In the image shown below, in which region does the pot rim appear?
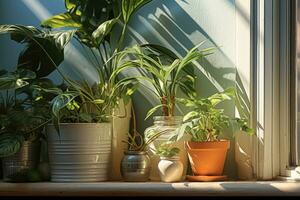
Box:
[124,150,148,155]
[187,139,229,143]
[160,156,180,160]
[185,140,230,150]
[153,115,183,120]
[46,122,111,126]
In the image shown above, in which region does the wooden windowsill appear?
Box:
[0,181,300,196]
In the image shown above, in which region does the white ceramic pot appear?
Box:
[46,123,112,182]
[144,116,190,181]
[158,156,183,182]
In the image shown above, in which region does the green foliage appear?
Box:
[92,17,119,46]
[39,0,151,129]
[0,133,24,157]
[122,107,171,152]
[122,0,151,24]
[0,0,152,155]
[0,70,56,157]
[0,69,36,90]
[155,143,180,158]
[0,25,75,78]
[113,42,214,118]
[0,28,63,156]
[172,88,254,142]
[123,128,170,152]
[41,12,82,28]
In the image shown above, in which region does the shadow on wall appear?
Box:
[123,0,251,179]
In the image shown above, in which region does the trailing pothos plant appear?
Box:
[111,42,214,119]
[170,88,254,142]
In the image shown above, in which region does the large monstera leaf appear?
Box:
[0,25,75,78]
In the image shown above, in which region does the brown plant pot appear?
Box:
[185,140,230,176]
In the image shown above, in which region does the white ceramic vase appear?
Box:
[144,116,189,181]
[158,156,183,182]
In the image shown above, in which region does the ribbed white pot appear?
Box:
[111,99,131,180]
[158,156,183,182]
[46,123,112,182]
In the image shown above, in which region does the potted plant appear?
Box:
[113,42,214,180]
[0,24,93,182]
[120,108,162,182]
[41,0,152,180]
[0,24,72,182]
[0,68,57,182]
[173,88,254,181]
[156,142,183,182]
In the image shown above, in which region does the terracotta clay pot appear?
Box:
[185,140,230,176]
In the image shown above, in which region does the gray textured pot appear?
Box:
[2,140,40,182]
[46,123,112,182]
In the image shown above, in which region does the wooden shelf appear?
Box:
[0,181,300,196]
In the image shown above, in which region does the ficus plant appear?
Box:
[170,87,254,142]
[111,42,215,119]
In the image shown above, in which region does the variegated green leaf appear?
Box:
[92,18,119,46]
[122,0,151,23]
[41,12,81,28]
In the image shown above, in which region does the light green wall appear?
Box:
[0,0,239,178]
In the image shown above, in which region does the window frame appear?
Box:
[279,0,300,180]
[252,0,300,180]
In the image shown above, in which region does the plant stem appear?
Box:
[161,96,169,116]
